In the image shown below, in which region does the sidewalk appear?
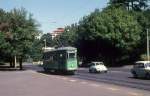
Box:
[23,62,43,72]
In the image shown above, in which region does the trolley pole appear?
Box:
[147,29,149,61]
[44,39,47,48]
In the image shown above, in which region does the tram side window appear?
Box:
[68,53,76,58]
[43,53,51,60]
[43,54,48,60]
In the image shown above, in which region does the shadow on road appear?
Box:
[0,63,25,71]
[37,70,75,76]
[128,77,150,80]
[0,66,18,71]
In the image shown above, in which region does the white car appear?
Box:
[89,62,107,73]
[131,61,150,79]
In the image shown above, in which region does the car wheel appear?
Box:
[43,68,49,72]
[89,69,92,73]
[104,71,107,73]
[132,71,138,78]
[91,69,96,73]
[94,69,97,73]
[145,73,150,79]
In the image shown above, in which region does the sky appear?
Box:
[0,0,109,33]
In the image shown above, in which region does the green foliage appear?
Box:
[29,39,43,61]
[79,7,142,49]
[140,54,149,61]
[39,1,150,66]
[143,9,150,27]
[109,0,149,11]
[30,33,55,61]
[0,8,40,63]
[40,33,54,47]
[103,7,141,50]
[55,24,78,47]
[9,8,40,55]
[77,7,144,65]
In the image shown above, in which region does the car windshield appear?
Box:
[99,62,104,65]
[135,63,145,68]
[90,62,103,66]
[145,63,150,67]
[90,63,96,66]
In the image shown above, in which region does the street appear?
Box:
[1,0,150,96]
[24,63,150,91]
[0,63,149,96]
[0,68,150,96]
[73,67,150,91]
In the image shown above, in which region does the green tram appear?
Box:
[43,47,78,74]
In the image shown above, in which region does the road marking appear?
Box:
[89,83,100,87]
[36,72,49,77]
[111,70,129,74]
[62,77,68,80]
[69,79,77,82]
[55,76,61,79]
[128,92,143,96]
[80,81,88,84]
[107,87,120,91]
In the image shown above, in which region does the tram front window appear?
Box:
[68,53,76,58]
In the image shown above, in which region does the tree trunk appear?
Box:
[10,57,15,68]
[14,55,17,68]
[19,58,23,70]
[12,58,15,68]
[131,1,134,10]
[127,3,130,10]
[10,61,13,67]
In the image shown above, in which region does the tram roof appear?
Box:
[44,46,76,52]
[57,47,76,50]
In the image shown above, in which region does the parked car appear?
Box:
[131,61,150,79]
[89,62,107,73]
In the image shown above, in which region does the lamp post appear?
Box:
[147,29,149,61]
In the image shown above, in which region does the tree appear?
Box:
[55,24,78,47]
[40,33,54,47]
[0,9,13,66]
[9,8,40,69]
[0,8,40,69]
[109,0,149,11]
[77,7,143,66]
[29,38,43,61]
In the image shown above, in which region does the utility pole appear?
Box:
[147,29,149,61]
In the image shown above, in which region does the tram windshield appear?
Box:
[68,53,76,58]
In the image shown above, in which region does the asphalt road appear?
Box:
[23,63,150,91]
[0,64,150,96]
[72,67,150,91]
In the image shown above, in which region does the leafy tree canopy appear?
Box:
[55,24,78,47]
[77,7,143,65]
[0,8,40,68]
[109,0,149,11]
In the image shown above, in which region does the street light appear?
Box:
[147,29,149,61]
